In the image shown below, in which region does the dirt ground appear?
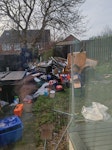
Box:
[0,110,68,150]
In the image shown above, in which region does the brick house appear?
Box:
[0,29,51,71]
[0,29,51,52]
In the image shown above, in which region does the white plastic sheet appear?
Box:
[33,82,49,98]
[81,102,111,121]
[0,101,9,107]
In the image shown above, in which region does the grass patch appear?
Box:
[33,88,70,146]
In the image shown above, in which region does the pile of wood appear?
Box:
[67,51,98,72]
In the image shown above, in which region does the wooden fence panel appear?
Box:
[74,37,112,63]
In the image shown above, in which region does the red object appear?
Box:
[14,104,23,117]
[56,85,63,91]
[60,74,70,83]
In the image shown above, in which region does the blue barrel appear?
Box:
[0,115,23,147]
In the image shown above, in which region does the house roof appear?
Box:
[63,34,80,42]
[0,29,50,44]
[56,35,80,46]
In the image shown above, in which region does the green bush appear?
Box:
[42,48,54,61]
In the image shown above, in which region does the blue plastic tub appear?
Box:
[0,115,23,147]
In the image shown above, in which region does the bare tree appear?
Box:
[0,0,36,45]
[32,0,86,45]
[101,25,112,37]
[90,25,112,40]
[0,0,85,46]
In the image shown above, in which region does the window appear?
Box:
[68,38,112,150]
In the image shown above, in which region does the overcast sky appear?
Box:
[80,0,112,40]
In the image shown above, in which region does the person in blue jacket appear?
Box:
[20,46,32,70]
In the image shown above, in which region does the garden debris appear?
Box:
[0,101,9,107]
[14,103,23,117]
[0,115,23,147]
[18,57,68,99]
[49,90,55,98]
[0,53,98,108]
[67,51,86,70]
[81,102,111,121]
[85,58,98,69]
[16,54,98,100]
[67,51,98,71]
[104,74,112,79]
[33,82,49,98]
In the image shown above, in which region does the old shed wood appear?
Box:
[0,72,9,79]
[69,121,112,150]
[1,71,26,81]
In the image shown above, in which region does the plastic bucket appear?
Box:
[49,90,55,98]
[23,102,32,112]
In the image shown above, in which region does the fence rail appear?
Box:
[74,37,112,63]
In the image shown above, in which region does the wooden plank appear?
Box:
[86,140,112,148]
[69,132,87,150]
[80,129,112,148]
[69,131,112,150]
[78,127,112,136]
[89,144,112,150]
[83,137,112,148]
[80,131,112,139]
[82,134,112,142]
[83,135,112,146]
[69,121,112,133]
[1,71,26,81]
[69,121,112,150]
[0,72,9,79]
